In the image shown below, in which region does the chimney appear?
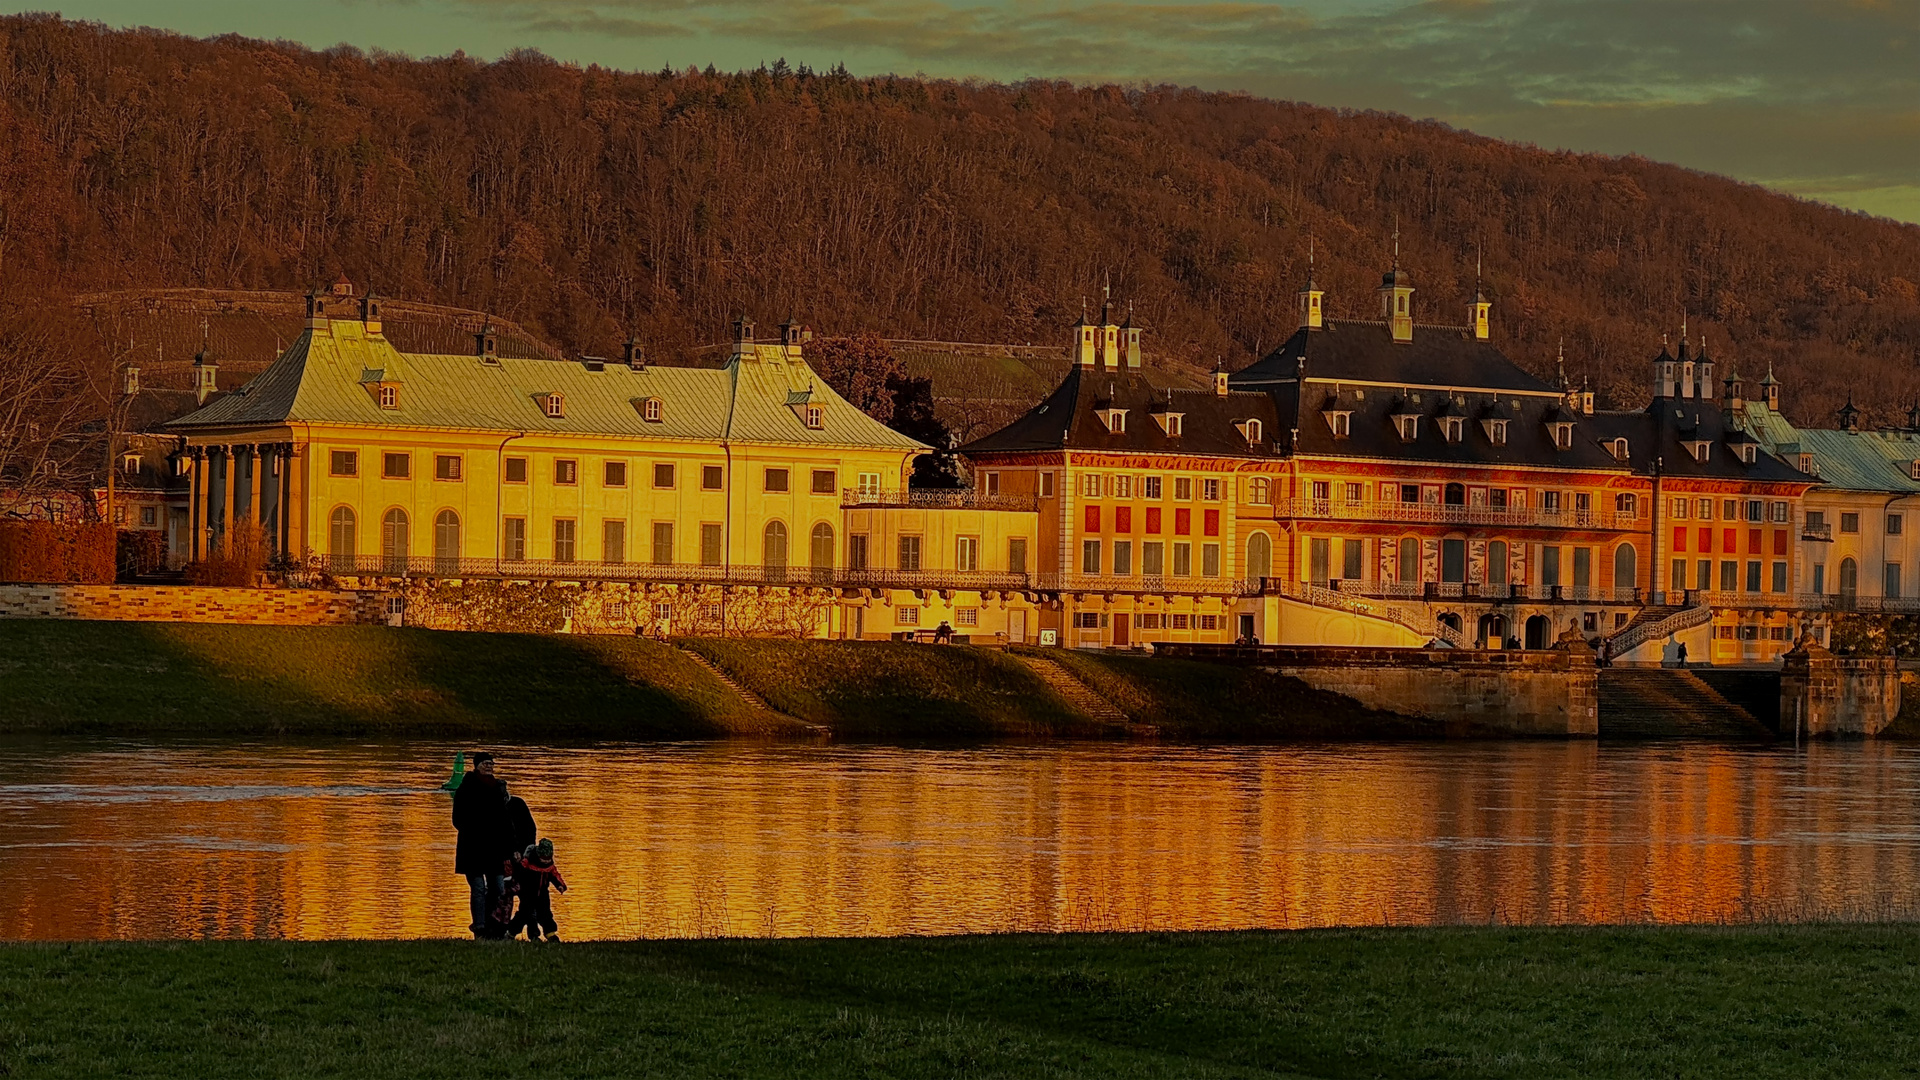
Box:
[122,364,140,397]
[304,288,327,330]
[474,320,498,361]
[624,336,646,371]
[1468,289,1490,341]
[359,291,382,335]
[1213,365,1229,396]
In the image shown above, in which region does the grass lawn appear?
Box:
[1035,648,1443,739]
[0,621,796,738]
[682,637,1101,738]
[2,927,1917,1077]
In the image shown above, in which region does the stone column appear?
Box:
[247,444,265,541]
[279,444,295,556]
[188,448,204,563]
[218,446,236,552]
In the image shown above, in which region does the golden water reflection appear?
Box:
[5,741,1920,940]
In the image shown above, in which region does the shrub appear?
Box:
[116,529,167,579]
[188,522,266,587]
[0,521,115,583]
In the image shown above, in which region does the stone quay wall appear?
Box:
[1780,644,1900,736]
[1153,643,1599,736]
[0,584,384,625]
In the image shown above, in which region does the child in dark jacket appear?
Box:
[508,838,568,941]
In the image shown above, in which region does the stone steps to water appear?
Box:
[1016,655,1140,732]
[1597,668,1773,740]
[676,645,826,734]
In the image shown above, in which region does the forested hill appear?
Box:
[2,14,1918,426]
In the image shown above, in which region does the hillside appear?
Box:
[2,14,1918,428]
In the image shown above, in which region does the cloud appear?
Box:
[442,0,1920,221]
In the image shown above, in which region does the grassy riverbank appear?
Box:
[0,621,792,738]
[3,926,1916,1077]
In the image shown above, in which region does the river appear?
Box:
[3,739,1919,940]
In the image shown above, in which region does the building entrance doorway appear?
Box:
[1478,613,1508,648]
[1113,614,1130,648]
[1524,614,1551,650]
[1238,613,1256,642]
[1007,609,1027,644]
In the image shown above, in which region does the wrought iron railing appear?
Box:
[1276,498,1637,531]
[841,488,1039,512]
[1030,573,1260,598]
[1322,581,1640,604]
[309,554,1032,592]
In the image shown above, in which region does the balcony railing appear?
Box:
[1031,573,1260,598]
[842,488,1039,512]
[1802,523,1834,542]
[1277,498,1638,531]
[306,555,1032,592]
[1301,580,1641,605]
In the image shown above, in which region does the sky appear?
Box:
[25,0,1920,224]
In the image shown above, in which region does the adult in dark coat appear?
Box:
[507,792,537,857]
[452,752,513,937]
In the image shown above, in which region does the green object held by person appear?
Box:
[440,751,465,792]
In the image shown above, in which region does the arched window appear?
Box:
[1397,537,1420,585]
[810,522,834,583]
[1246,532,1272,581]
[434,510,461,569]
[1444,482,1466,506]
[1487,540,1509,586]
[1244,419,1262,444]
[763,521,788,582]
[329,506,356,570]
[1840,557,1858,598]
[1613,544,1637,595]
[381,508,409,572]
[1248,477,1271,505]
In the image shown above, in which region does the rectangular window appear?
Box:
[1889,563,1904,599]
[1082,539,1102,575]
[1040,472,1055,498]
[1892,514,1905,536]
[1173,542,1192,576]
[554,459,578,485]
[849,534,870,572]
[1081,473,1103,497]
[1842,512,1860,534]
[1697,560,1712,591]
[1444,539,1468,584]
[1074,612,1102,630]
[382,452,410,479]
[957,536,979,573]
[1671,559,1686,591]
[1573,547,1592,589]
[654,602,673,625]
[898,535,922,572]
[700,523,723,566]
[1723,499,1738,520]
[1489,489,1509,511]
[897,607,921,627]
[983,472,1001,497]
[1113,475,1133,499]
[1772,501,1789,524]
[1174,477,1194,501]
[504,457,528,484]
[812,469,836,495]
[1746,500,1764,523]
[1007,537,1027,574]
[1695,498,1711,519]
[601,460,627,488]
[1813,563,1826,593]
[956,608,979,627]
[1201,543,1221,577]
[1170,613,1190,630]
[1112,541,1133,576]
[434,455,462,481]
[764,468,789,493]
[1141,541,1164,576]
[652,522,674,564]
[603,520,626,564]
[1202,478,1221,501]
[1671,497,1689,519]
[1542,546,1562,586]
[554,519,577,563]
[503,517,527,560]
[1721,560,1739,592]
[329,450,358,477]
[1143,476,1163,500]
[1771,561,1787,593]
[702,465,724,491]
[1342,539,1364,581]
[1541,490,1561,514]
[1309,538,1330,585]
[646,462,671,489]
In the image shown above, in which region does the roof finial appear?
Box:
[1391,212,1400,268]
[1557,338,1567,389]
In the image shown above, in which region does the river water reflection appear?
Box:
[4,740,1920,940]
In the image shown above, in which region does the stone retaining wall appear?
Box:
[0,584,383,625]
[1780,641,1900,735]
[1153,643,1599,736]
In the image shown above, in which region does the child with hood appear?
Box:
[508,837,569,942]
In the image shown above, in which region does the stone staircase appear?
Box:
[675,645,826,733]
[1597,668,1773,740]
[1016,655,1137,731]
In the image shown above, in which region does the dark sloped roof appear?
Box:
[1584,401,1814,484]
[1232,320,1559,394]
[959,365,1279,458]
[1283,384,1627,470]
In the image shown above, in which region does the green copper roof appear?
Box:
[1738,400,1920,493]
[169,320,926,452]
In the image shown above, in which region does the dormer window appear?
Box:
[379,385,398,410]
[1442,417,1464,444]
[804,404,824,429]
[1551,422,1574,450]
[1152,411,1184,437]
[1395,414,1420,442]
[1098,409,1127,434]
[1686,440,1711,463]
[1611,437,1629,461]
[640,397,663,423]
[1800,453,1818,476]
[1739,444,1758,465]
[543,393,566,418]
[1325,410,1351,438]
[1909,459,1920,481]
[1237,419,1262,445]
[122,453,141,471]
[1483,419,1508,446]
